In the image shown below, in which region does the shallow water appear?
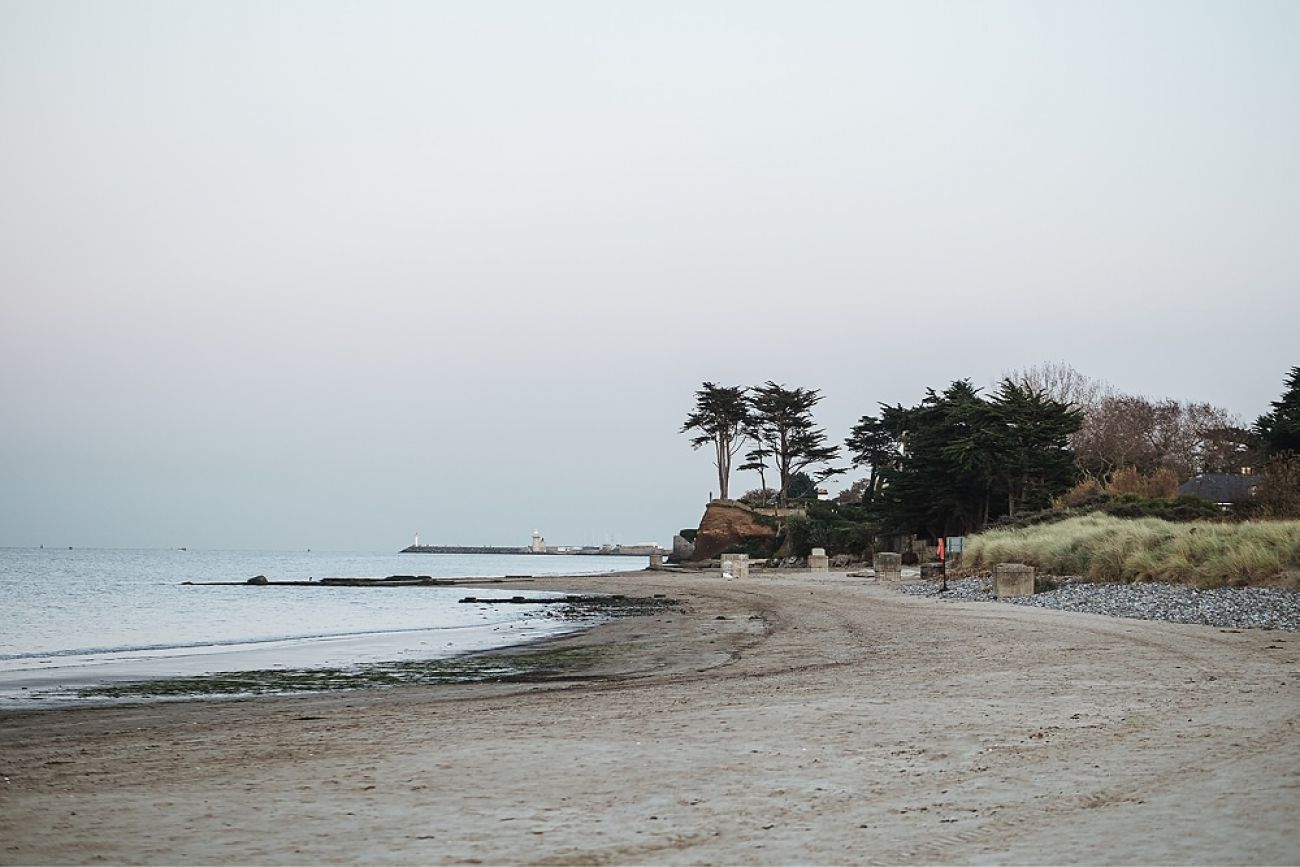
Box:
[0,547,635,705]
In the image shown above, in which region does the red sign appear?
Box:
[937,537,946,561]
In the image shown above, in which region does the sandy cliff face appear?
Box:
[690,500,779,560]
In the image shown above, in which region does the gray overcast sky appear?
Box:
[2,1,1297,550]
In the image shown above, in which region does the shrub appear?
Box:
[720,536,783,559]
[738,488,778,507]
[783,503,875,559]
[1106,466,1180,499]
[1057,477,1105,507]
[1242,454,1300,519]
[1103,494,1220,522]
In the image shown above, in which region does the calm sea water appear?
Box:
[0,547,637,704]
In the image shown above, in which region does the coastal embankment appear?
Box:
[1,570,1297,864]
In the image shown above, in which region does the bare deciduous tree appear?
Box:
[1073,395,1239,480]
[1003,361,1111,413]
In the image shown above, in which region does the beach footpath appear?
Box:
[1,570,1297,865]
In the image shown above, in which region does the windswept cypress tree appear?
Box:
[681,383,751,500]
[844,414,896,501]
[749,382,843,506]
[738,442,772,494]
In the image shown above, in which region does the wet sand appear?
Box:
[1,570,1297,865]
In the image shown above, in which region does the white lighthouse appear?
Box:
[529,530,545,553]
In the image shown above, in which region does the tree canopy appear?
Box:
[843,415,896,501]
[1255,366,1300,456]
[680,365,1283,558]
[870,380,1081,536]
[749,382,843,506]
[681,382,750,500]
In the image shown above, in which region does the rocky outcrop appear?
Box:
[690,500,780,561]
[671,534,696,562]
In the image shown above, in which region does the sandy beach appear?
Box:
[1,570,1297,865]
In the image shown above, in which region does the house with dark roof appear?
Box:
[1178,471,1259,507]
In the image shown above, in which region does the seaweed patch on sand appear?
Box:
[75,595,681,701]
[77,643,636,700]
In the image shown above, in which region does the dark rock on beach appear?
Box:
[458,593,682,621]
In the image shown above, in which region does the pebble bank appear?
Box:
[900,576,1300,632]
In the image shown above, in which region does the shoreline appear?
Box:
[2,569,1296,864]
[0,581,638,709]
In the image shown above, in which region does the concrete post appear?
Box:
[721,553,749,579]
[994,563,1035,597]
[648,551,663,570]
[873,552,902,581]
[809,547,829,573]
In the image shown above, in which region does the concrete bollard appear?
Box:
[873,552,902,581]
[994,563,1035,597]
[648,551,663,570]
[721,553,749,579]
[809,547,829,573]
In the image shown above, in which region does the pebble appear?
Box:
[899,577,1300,632]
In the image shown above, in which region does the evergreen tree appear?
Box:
[872,382,989,537]
[1254,366,1300,456]
[749,382,843,506]
[738,443,771,493]
[956,380,1082,518]
[785,471,819,501]
[844,414,896,500]
[681,382,751,500]
[870,379,1081,535]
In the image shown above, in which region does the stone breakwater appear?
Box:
[901,577,1300,632]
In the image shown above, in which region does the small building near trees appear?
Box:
[1177,470,1259,508]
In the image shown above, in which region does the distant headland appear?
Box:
[401,531,666,558]
[399,545,658,556]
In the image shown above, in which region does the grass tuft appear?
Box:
[962,514,1300,588]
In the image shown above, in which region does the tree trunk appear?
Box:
[715,438,730,500]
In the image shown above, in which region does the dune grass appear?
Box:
[961,514,1300,588]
